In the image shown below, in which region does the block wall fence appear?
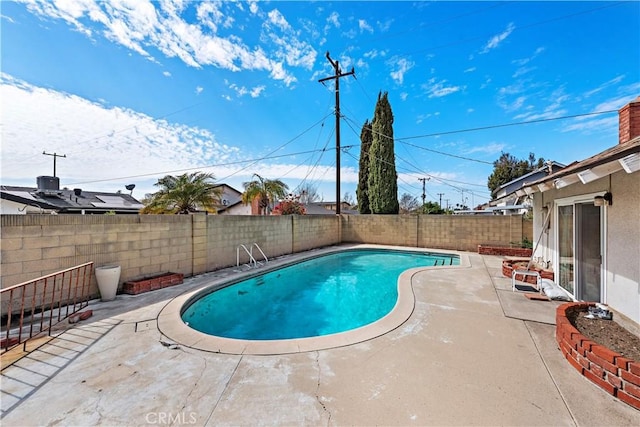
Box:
[1,214,531,298]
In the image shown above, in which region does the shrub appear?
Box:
[272,201,306,215]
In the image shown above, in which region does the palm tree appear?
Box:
[141,172,222,214]
[242,174,289,215]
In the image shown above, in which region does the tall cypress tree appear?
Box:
[368,92,399,214]
[356,119,372,214]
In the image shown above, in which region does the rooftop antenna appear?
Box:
[42,151,66,177]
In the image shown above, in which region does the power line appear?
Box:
[69,113,334,186]
[396,109,618,142]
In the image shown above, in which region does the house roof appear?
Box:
[522,136,640,194]
[492,161,565,199]
[213,183,242,196]
[0,185,144,213]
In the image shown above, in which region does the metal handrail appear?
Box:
[236,243,268,269]
[237,244,258,269]
[1,262,93,353]
[250,243,268,266]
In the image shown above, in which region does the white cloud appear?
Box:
[416,111,440,124]
[512,66,535,78]
[326,11,340,29]
[512,46,545,66]
[228,82,265,98]
[466,143,505,155]
[17,0,314,87]
[162,71,171,77]
[480,22,515,54]
[464,67,476,73]
[388,57,414,85]
[377,18,393,32]
[400,92,408,101]
[0,74,241,193]
[267,9,290,31]
[583,75,626,99]
[195,86,203,95]
[250,86,265,98]
[593,93,638,112]
[561,116,617,134]
[358,19,373,33]
[363,49,387,59]
[422,78,464,98]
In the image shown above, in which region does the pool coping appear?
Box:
[157,244,470,355]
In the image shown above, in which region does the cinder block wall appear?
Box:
[1,214,526,297]
[342,215,526,252]
[0,215,194,294]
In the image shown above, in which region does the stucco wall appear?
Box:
[532,169,640,325]
[606,171,640,325]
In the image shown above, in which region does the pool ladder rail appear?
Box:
[236,243,269,270]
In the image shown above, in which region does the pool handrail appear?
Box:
[236,243,269,269]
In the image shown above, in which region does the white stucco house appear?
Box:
[521,97,640,328]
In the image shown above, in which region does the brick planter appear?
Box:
[502,259,554,283]
[556,302,640,410]
[123,272,184,295]
[478,245,533,257]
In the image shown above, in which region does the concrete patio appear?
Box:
[1,247,638,426]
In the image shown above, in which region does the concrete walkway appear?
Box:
[1,248,638,426]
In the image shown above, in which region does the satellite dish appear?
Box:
[125,184,136,191]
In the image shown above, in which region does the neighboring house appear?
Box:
[490,161,565,214]
[316,201,355,213]
[218,200,359,215]
[0,176,144,214]
[304,202,358,215]
[210,184,246,214]
[212,184,243,212]
[520,97,640,327]
[217,200,252,215]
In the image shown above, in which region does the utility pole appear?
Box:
[319,52,354,215]
[445,199,450,211]
[437,193,444,208]
[418,177,429,206]
[42,151,66,177]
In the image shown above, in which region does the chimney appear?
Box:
[618,96,640,144]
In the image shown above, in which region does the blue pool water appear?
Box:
[182,249,459,340]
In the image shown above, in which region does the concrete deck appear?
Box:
[2,247,638,426]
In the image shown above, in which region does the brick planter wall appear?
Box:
[478,245,532,257]
[556,302,640,410]
[501,259,554,283]
[123,272,184,295]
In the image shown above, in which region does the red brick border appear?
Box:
[501,259,554,284]
[478,245,533,257]
[123,272,184,295]
[556,302,640,410]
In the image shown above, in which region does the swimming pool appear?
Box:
[157,245,466,355]
[182,249,459,340]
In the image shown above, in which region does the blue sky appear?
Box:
[1,1,639,208]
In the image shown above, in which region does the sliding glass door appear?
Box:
[558,205,574,294]
[576,203,602,301]
[556,200,603,301]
